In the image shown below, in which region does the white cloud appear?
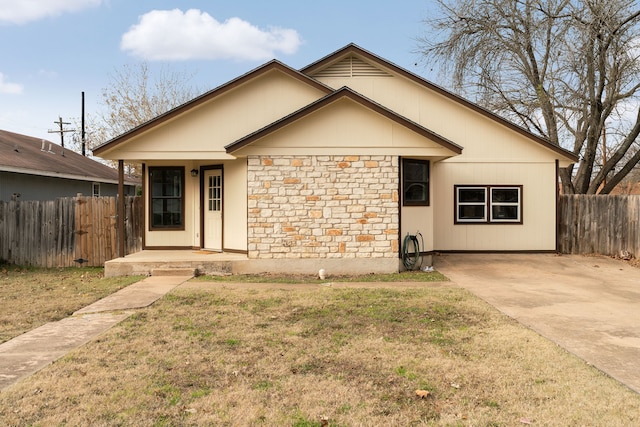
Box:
[0,0,102,25]
[0,73,23,94]
[121,9,302,61]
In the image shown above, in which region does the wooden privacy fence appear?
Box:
[558,194,640,257]
[0,196,142,268]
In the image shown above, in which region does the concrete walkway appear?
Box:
[0,275,192,392]
[435,253,640,394]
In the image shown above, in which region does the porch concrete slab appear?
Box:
[105,250,400,277]
[0,275,192,392]
[435,253,640,394]
[113,250,249,262]
[104,250,248,277]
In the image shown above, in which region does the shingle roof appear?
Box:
[0,129,138,185]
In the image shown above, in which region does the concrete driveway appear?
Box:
[434,253,640,394]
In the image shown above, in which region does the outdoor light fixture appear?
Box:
[190,169,199,177]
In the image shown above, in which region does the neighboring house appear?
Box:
[94,44,578,274]
[0,129,138,202]
[610,180,640,195]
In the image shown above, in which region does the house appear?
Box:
[93,44,578,274]
[0,129,138,202]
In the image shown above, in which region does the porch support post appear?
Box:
[118,159,125,258]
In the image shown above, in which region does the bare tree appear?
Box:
[70,63,199,171]
[98,62,198,139]
[418,0,640,194]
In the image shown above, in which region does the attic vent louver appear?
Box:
[312,56,391,78]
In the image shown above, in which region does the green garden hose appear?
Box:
[402,233,420,270]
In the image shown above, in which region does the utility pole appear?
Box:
[81,92,86,156]
[48,116,75,148]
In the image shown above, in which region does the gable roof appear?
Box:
[225,86,463,155]
[93,60,333,157]
[92,43,578,165]
[0,129,137,185]
[302,44,579,163]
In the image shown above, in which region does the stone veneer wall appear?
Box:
[247,155,399,259]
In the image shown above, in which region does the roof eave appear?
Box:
[0,165,138,185]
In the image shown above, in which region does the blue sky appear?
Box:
[0,0,440,145]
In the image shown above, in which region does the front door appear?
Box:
[204,169,222,251]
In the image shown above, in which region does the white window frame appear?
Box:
[92,182,101,197]
[455,185,522,224]
[490,187,522,223]
[455,186,487,223]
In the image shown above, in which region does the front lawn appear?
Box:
[1,276,638,426]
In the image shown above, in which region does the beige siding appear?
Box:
[233,97,459,158]
[143,160,248,251]
[100,70,327,161]
[433,161,557,250]
[401,207,434,252]
[222,159,247,251]
[315,75,570,166]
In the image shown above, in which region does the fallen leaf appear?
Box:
[415,389,430,398]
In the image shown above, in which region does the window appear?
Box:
[402,159,429,206]
[455,185,522,224]
[456,187,486,222]
[208,174,222,211]
[149,167,185,229]
[92,183,100,197]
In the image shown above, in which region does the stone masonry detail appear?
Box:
[247,155,399,259]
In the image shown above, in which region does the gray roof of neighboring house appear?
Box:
[0,129,138,186]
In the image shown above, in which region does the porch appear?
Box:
[104,249,403,277]
[104,250,250,278]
